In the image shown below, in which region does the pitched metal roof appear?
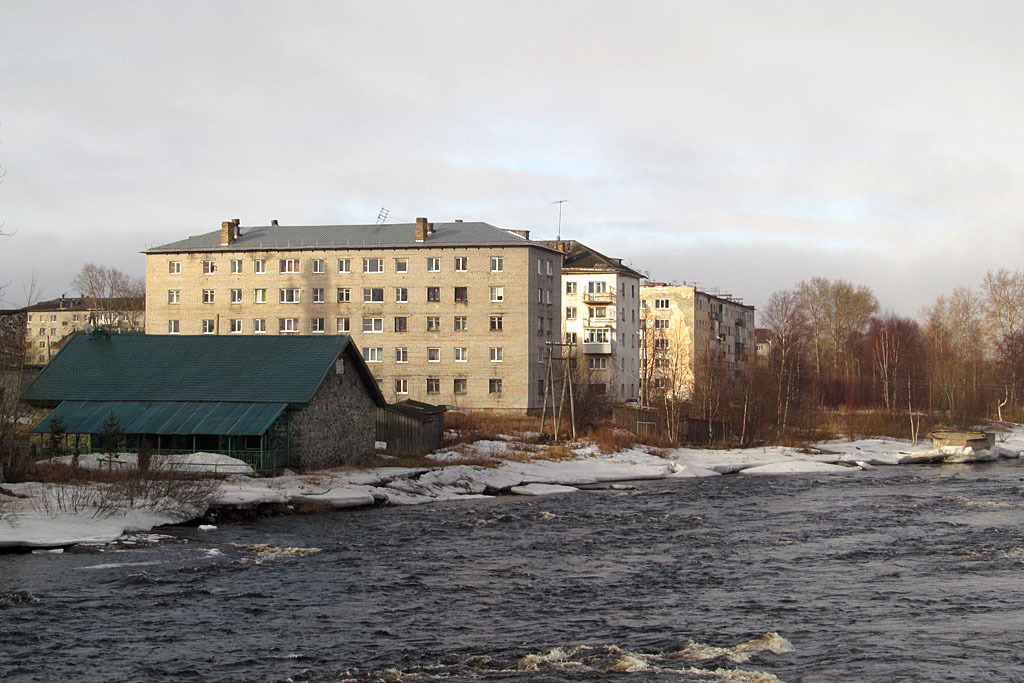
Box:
[540,239,644,278]
[146,221,560,254]
[21,332,386,407]
[31,400,287,436]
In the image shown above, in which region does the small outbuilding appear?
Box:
[376,399,446,456]
[21,332,386,471]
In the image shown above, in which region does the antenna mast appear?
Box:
[552,199,568,241]
[376,207,390,225]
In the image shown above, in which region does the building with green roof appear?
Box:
[22,331,386,470]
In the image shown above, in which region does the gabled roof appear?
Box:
[145,221,561,254]
[22,296,144,313]
[21,332,386,407]
[541,239,644,279]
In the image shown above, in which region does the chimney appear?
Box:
[271,219,279,227]
[415,216,429,242]
[221,220,234,245]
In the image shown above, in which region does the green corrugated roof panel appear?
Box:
[32,401,287,436]
[22,333,355,405]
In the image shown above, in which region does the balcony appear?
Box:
[583,291,615,305]
[585,317,615,327]
[582,341,612,355]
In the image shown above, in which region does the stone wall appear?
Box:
[290,351,378,470]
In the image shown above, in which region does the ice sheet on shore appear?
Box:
[510,483,580,496]
[739,461,855,475]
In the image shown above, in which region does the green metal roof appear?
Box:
[32,401,287,436]
[21,332,385,407]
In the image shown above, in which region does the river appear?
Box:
[4,462,1024,682]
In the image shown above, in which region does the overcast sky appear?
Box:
[2,0,1022,317]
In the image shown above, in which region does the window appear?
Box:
[427,347,440,362]
[363,258,383,273]
[395,287,408,303]
[362,347,383,363]
[251,288,266,304]
[338,288,351,303]
[394,316,408,332]
[254,319,266,333]
[490,256,503,272]
[454,287,468,303]
[537,259,543,274]
[426,316,440,331]
[585,328,610,343]
[590,306,608,319]
[254,259,266,274]
[203,260,216,274]
[395,378,408,395]
[490,347,503,362]
[168,320,179,334]
[537,288,543,303]
[336,317,350,333]
[589,357,608,370]
[490,286,504,302]
[654,299,670,309]
[169,261,181,274]
[454,316,468,331]
[654,319,670,329]
[338,258,351,273]
[454,378,467,395]
[363,317,384,333]
[538,379,545,396]
[279,318,299,333]
[454,256,467,271]
[230,319,243,334]
[426,378,440,394]
[50,314,56,322]
[168,290,180,304]
[490,316,503,331]
[225,289,239,304]
[545,290,552,305]
[231,259,243,274]
[280,288,300,304]
[280,259,300,273]
[566,281,576,294]
[454,347,468,362]
[489,378,503,394]
[427,257,440,272]
[395,347,408,363]
[39,341,45,348]
[655,338,670,350]
[312,288,325,304]
[202,319,215,334]
[547,261,552,276]
[566,306,577,320]
[312,259,325,274]
[427,287,440,302]
[363,288,384,303]
[27,314,32,322]
[202,289,215,304]
[395,258,407,273]
[311,318,325,333]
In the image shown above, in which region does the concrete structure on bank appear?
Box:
[22,333,385,470]
[541,240,643,403]
[143,218,562,413]
[639,284,755,400]
[22,296,145,366]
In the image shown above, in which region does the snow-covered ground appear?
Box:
[3,426,1023,549]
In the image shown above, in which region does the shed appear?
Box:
[22,332,386,471]
[376,399,446,456]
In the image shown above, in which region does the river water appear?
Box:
[4,462,1024,682]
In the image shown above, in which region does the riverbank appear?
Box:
[3,427,1023,549]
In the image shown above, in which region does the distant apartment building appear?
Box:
[144,218,562,412]
[541,240,642,403]
[23,296,145,366]
[639,284,755,399]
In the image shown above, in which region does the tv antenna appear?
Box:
[552,199,568,241]
[376,207,390,225]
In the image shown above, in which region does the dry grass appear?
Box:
[589,426,639,454]
[443,412,544,446]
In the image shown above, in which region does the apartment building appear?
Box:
[144,218,562,412]
[23,296,145,366]
[639,284,755,399]
[541,240,642,403]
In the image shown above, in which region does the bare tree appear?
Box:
[71,263,145,331]
[922,287,987,425]
[981,269,1024,411]
[762,289,808,437]
[640,319,694,442]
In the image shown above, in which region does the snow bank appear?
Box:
[50,452,254,475]
[740,461,854,475]
[510,484,580,496]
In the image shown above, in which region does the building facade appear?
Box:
[23,296,145,366]
[542,240,642,403]
[639,284,755,400]
[144,218,562,412]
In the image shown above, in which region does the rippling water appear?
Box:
[5,462,1024,682]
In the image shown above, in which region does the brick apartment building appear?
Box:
[23,296,145,366]
[144,218,562,412]
[639,284,755,400]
